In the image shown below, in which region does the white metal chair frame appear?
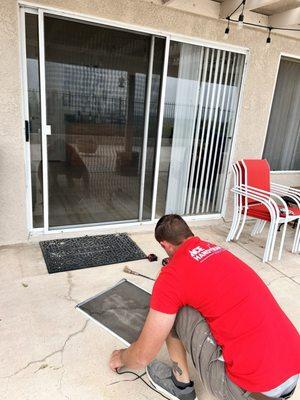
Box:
[226,160,300,262]
[270,182,300,253]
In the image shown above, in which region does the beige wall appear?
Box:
[0,0,299,245]
[0,1,28,245]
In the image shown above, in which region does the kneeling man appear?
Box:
[110,215,300,400]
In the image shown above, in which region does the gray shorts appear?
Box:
[173,306,252,400]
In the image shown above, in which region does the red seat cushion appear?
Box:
[242,204,300,221]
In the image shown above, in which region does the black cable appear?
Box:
[228,0,244,18]
[273,27,300,31]
[225,0,300,32]
[227,16,300,31]
[115,369,170,399]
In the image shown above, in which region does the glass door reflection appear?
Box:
[44,15,163,227]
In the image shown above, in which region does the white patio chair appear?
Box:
[226,159,300,262]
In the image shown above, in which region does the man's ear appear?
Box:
[160,240,168,249]
[160,241,175,255]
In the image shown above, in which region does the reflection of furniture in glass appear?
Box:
[66,122,140,176]
[41,130,141,218]
[66,122,113,154]
[38,141,90,196]
[116,151,139,176]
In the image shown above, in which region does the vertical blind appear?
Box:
[263,57,300,171]
[164,43,245,215]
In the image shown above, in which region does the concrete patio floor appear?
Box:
[0,221,299,400]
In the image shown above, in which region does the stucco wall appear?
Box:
[0,0,299,244]
[0,1,28,245]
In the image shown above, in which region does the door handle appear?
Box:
[25,120,30,142]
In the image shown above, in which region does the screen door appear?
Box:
[23,9,165,230]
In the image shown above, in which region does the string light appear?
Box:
[224,18,230,39]
[266,27,272,47]
[224,0,300,45]
[238,0,246,30]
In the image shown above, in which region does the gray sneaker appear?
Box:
[146,360,197,400]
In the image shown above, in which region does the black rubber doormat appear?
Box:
[40,233,147,274]
[77,279,150,345]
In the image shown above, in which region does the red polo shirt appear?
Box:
[150,236,300,392]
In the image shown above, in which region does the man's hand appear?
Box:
[109,349,125,371]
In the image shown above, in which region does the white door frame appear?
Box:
[19,7,33,232]
[19,3,249,236]
[18,1,248,54]
[139,35,155,222]
[19,6,40,233]
[151,36,170,220]
[221,50,250,218]
[37,8,50,232]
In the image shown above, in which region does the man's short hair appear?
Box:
[155,214,194,246]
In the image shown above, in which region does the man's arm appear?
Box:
[109,308,176,371]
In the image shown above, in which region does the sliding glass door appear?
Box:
[156,42,245,217]
[43,15,165,227]
[22,7,246,231]
[23,9,165,229]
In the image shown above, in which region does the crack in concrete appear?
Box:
[107,376,140,386]
[290,274,300,280]
[1,320,89,379]
[266,276,286,287]
[34,363,48,373]
[65,272,80,304]
[58,362,66,398]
